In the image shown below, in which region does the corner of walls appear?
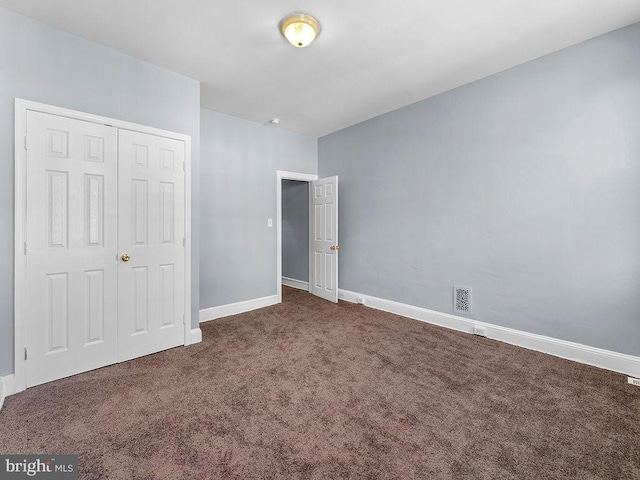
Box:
[0,7,202,375]
[319,22,640,359]
[198,108,318,310]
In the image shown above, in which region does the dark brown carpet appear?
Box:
[1,286,638,479]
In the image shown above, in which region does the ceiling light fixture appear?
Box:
[279,13,320,48]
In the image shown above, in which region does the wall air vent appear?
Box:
[454,285,471,314]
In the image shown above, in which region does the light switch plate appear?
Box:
[267,218,273,228]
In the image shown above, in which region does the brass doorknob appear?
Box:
[330,245,340,251]
[121,253,130,262]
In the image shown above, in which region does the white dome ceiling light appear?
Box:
[279,13,320,48]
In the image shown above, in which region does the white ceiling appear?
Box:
[2,1,640,136]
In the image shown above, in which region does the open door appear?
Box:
[309,176,339,303]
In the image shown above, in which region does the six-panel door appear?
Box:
[117,130,185,362]
[310,176,339,303]
[24,112,186,387]
[25,111,119,387]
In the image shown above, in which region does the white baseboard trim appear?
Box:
[282,277,309,291]
[185,327,202,345]
[338,288,640,377]
[199,295,279,323]
[0,374,15,410]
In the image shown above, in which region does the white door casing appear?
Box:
[25,111,119,387]
[275,171,318,303]
[310,176,339,303]
[117,130,186,362]
[15,100,194,392]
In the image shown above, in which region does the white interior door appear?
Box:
[23,111,188,387]
[310,176,339,303]
[25,111,118,387]
[117,130,186,362]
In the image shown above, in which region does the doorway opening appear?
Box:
[276,170,339,305]
[282,179,310,294]
[276,171,317,303]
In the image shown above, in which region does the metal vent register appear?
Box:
[454,286,471,314]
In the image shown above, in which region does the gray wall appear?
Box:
[200,109,317,309]
[282,180,309,282]
[0,7,201,375]
[319,23,640,356]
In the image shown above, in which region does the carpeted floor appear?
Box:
[1,286,638,479]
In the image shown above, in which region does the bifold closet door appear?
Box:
[25,111,118,387]
[24,113,187,387]
[117,130,186,362]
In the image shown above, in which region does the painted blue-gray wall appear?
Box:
[282,180,309,282]
[199,109,317,310]
[0,7,201,375]
[319,23,640,356]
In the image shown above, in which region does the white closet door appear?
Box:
[310,176,339,303]
[117,130,186,361]
[25,111,118,387]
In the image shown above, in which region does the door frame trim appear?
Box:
[276,171,318,303]
[14,98,194,393]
